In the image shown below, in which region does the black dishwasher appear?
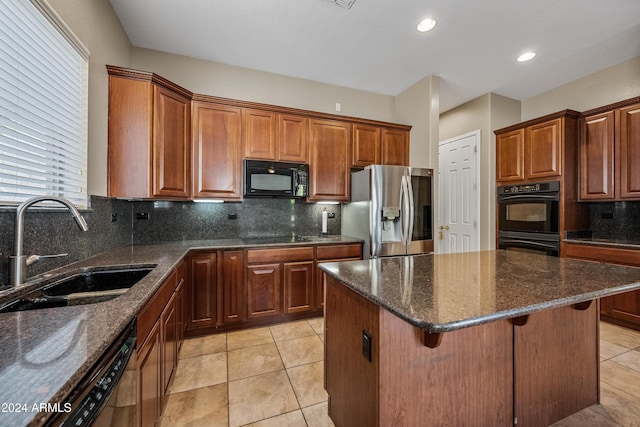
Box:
[46,319,137,426]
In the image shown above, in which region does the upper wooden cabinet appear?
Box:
[526,118,562,179]
[381,128,410,166]
[496,128,525,182]
[352,125,410,168]
[278,114,308,162]
[107,66,191,199]
[192,101,243,200]
[309,119,351,201]
[244,111,308,163]
[579,99,640,201]
[243,108,277,160]
[496,114,573,184]
[579,111,615,200]
[352,124,381,167]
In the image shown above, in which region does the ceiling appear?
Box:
[109,0,640,113]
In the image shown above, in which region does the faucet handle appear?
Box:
[26,253,68,266]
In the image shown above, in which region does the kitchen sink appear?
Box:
[42,267,154,296]
[0,265,155,314]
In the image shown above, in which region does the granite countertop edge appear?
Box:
[0,235,362,427]
[319,256,640,334]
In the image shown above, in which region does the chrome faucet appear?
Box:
[10,196,89,287]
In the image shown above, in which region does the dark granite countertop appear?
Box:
[564,237,640,250]
[0,236,361,427]
[319,250,640,334]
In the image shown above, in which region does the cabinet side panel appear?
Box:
[514,303,598,426]
[378,311,513,426]
[324,276,379,427]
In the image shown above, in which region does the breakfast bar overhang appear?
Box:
[319,250,640,427]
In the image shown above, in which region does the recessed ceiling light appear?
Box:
[517,52,536,62]
[417,18,437,33]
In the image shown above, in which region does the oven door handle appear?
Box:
[500,238,558,250]
[499,193,558,201]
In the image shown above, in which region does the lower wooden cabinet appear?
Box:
[182,243,362,335]
[247,263,282,319]
[186,251,217,331]
[137,321,161,427]
[563,242,640,330]
[222,250,244,324]
[137,264,185,427]
[284,261,314,313]
[316,244,363,310]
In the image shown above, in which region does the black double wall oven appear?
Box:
[497,181,560,256]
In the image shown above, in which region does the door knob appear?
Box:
[445,225,450,230]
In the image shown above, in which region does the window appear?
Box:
[0,0,89,208]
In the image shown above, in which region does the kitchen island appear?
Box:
[319,250,640,427]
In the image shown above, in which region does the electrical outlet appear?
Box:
[111,213,118,222]
[362,330,372,362]
[136,212,149,220]
[327,212,336,219]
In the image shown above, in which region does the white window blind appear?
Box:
[0,0,89,208]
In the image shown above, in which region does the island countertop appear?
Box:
[319,250,640,333]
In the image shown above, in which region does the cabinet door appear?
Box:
[137,322,161,427]
[308,119,350,201]
[108,75,153,198]
[496,129,525,182]
[192,102,243,200]
[243,108,277,160]
[381,128,409,166]
[284,261,314,313]
[246,263,281,319]
[278,114,308,162]
[152,85,191,198]
[601,291,640,324]
[618,103,640,199]
[161,293,177,399]
[222,250,245,324]
[175,279,184,352]
[352,124,380,168]
[186,252,217,331]
[579,111,615,200]
[526,118,562,179]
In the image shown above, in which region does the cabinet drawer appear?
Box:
[247,247,314,264]
[317,244,362,260]
[138,269,177,346]
[564,243,640,267]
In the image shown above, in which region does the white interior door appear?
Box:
[438,131,480,254]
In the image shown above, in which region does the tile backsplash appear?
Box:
[588,201,640,242]
[0,196,341,289]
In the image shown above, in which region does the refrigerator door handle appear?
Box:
[406,172,415,244]
[400,174,411,246]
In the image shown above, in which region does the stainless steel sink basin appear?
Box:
[0,265,155,313]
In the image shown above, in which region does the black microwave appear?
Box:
[244,159,309,198]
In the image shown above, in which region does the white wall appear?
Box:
[48,0,132,197]
[522,56,640,120]
[439,93,521,250]
[131,47,397,124]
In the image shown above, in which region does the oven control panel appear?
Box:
[499,181,560,194]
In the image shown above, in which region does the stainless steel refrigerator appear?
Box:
[341,165,434,258]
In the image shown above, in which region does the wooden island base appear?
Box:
[324,276,599,427]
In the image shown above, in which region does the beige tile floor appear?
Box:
[161,318,333,427]
[161,318,640,427]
